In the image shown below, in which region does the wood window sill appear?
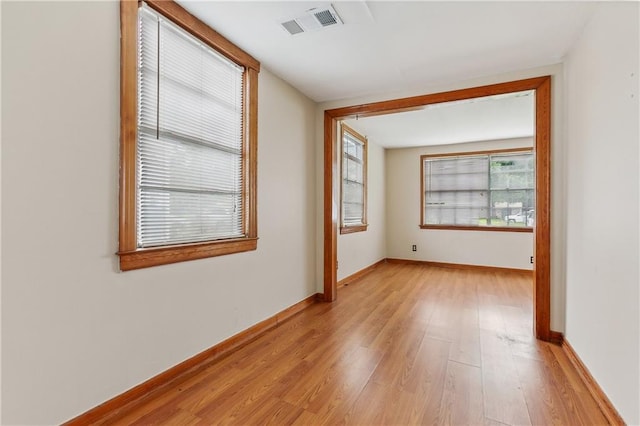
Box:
[340,224,369,234]
[118,237,258,271]
[419,225,533,233]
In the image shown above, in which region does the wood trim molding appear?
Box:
[420,225,533,233]
[337,259,386,288]
[533,76,552,341]
[549,330,564,345]
[63,293,321,425]
[246,67,259,239]
[385,258,533,275]
[323,76,552,342]
[326,77,550,120]
[340,224,369,234]
[421,146,533,159]
[118,238,258,271]
[144,1,260,71]
[561,338,626,425]
[119,0,137,253]
[323,114,338,302]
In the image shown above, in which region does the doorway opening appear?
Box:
[323,77,553,341]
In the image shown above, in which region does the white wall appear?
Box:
[337,135,386,281]
[386,138,533,270]
[564,3,639,424]
[1,2,317,424]
[316,63,566,330]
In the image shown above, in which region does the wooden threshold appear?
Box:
[63,293,322,425]
[561,338,626,425]
[337,259,386,288]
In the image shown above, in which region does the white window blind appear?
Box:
[424,151,534,227]
[342,130,365,226]
[137,5,245,248]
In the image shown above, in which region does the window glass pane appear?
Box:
[345,158,363,184]
[344,181,363,204]
[425,156,488,191]
[137,5,245,248]
[341,127,366,228]
[490,153,534,190]
[424,151,534,228]
[158,18,243,151]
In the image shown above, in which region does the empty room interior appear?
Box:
[1,1,639,425]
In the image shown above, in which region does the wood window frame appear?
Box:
[324,76,553,342]
[340,124,369,234]
[420,147,534,233]
[118,0,260,271]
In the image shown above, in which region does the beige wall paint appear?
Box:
[1,2,317,424]
[564,3,639,423]
[337,135,386,281]
[316,63,566,331]
[386,138,534,270]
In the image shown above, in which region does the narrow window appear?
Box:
[118,1,260,270]
[421,149,534,231]
[340,124,368,234]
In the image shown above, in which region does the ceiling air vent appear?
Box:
[314,9,338,26]
[280,4,343,36]
[281,20,304,35]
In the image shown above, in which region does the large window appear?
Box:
[118,1,260,270]
[421,148,534,231]
[340,124,368,234]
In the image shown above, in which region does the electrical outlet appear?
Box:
[412,245,417,252]
[530,256,534,264]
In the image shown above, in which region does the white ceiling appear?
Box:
[344,90,535,148]
[178,1,595,102]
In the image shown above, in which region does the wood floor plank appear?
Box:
[513,354,574,425]
[369,326,426,387]
[340,380,395,425]
[281,345,380,417]
[448,307,481,367]
[542,344,609,425]
[478,292,506,334]
[290,409,321,425]
[226,397,303,425]
[439,360,485,425]
[96,263,609,426]
[404,337,451,425]
[480,329,532,425]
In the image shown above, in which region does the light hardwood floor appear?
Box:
[99,263,607,425]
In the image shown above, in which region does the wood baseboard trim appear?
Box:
[561,338,625,425]
[337,258,386,288]
[549,330,564,345]
[385,258,532,275]
[63,292,322,425]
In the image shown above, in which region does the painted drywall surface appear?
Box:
[316,63,567,331]
[337,138,386,281]
[386,138,533,270]
[564,3,639,423]
[1,2,317,424]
